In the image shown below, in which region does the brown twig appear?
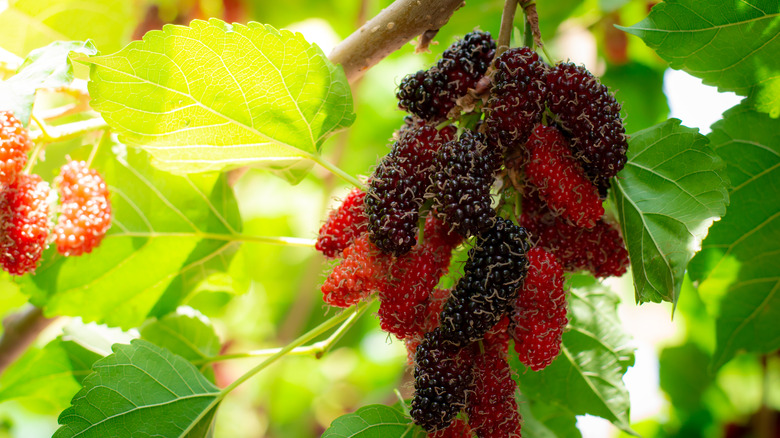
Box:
[497,0,519,57]
[0,305,57,375]
[330,0,466,83]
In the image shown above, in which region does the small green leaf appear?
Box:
[619,0,780,116]
[518,395,582,438]
[54,339,220,438]
[612,119,729,303]
[689,104,780,368]
[0,0,137,57]
[140,311,220,363]
[82,19,355,183]
[321,404,425,438]
[23,144,242,330]
[515,285,635,433]
[0,41,97,125]
[0,337,102,411]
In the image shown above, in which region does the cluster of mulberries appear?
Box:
[397,31,496,122]
[0,111,112,275]
[319,40,633,437]
[547,63,628,185]
[365,124,456,256]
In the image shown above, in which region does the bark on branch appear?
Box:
[0,305,56,375]
[330,0,466,82]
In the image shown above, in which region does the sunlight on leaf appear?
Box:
[0,0,136,57]
[689,104,780,369]
[612,119,729,304]
[82,19,354,183]
[620,0,780,116]
[23,144,242,330]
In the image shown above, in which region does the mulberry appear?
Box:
[0,174,51,275]
[0,111,33,188]
[429,418,472,438]
[377,215,461,339]
[510,247,568,371]
[484,47,549,152]
[316,188,367,258]
[54,161,112,256]
[321,234,388,308]
[467,318,522,438]
[397,31,496,122]
[525,125,603,228]
[428,130,500,237]
[521,194,629,278]
[437,217,530,348]
[411,330,475,432]
[366,125,455,255]
[546,63,627,182]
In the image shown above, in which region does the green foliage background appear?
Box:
[0,0,777,437]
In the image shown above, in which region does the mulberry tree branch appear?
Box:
[0,305,57,375]
[330,0,466,82]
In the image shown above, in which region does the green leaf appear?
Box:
[514,285,635,433]
[140,311,220,363]
[82,19,355,183]
[54,339,220,438]
[518,395,582,438]
[619,0,780,117]
[612,119,729,303]
[321,404,425,438]
[23,144,242,330]
[689,104,780,368]
[0,41,96,125]
[0,0,137,57]
[0,337,102,411]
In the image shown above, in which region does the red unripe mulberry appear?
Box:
[510,247,568,371]
[525,124,603,228]
[316,188,367,258]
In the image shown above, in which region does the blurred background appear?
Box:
[0,0,770,437]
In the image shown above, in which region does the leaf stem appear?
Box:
[219,299,374,396]
[113,231,317,248]
[196,300,370,366]
[28,117,108,144]
[307,153,366,190]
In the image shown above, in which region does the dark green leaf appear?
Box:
[23,144,242,330]
[0,337,101,411]
[619,0,780,116]
[321,404,425,438]
[612,119,729,303]
[54,339,220,438]
[82,19,355,182]
[689,104,780,368]
[515,285,635,433]
[0,41,96,125]
[0,0,138,57]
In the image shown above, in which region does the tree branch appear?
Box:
[330,0,466,82]
[0,305,56,375]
